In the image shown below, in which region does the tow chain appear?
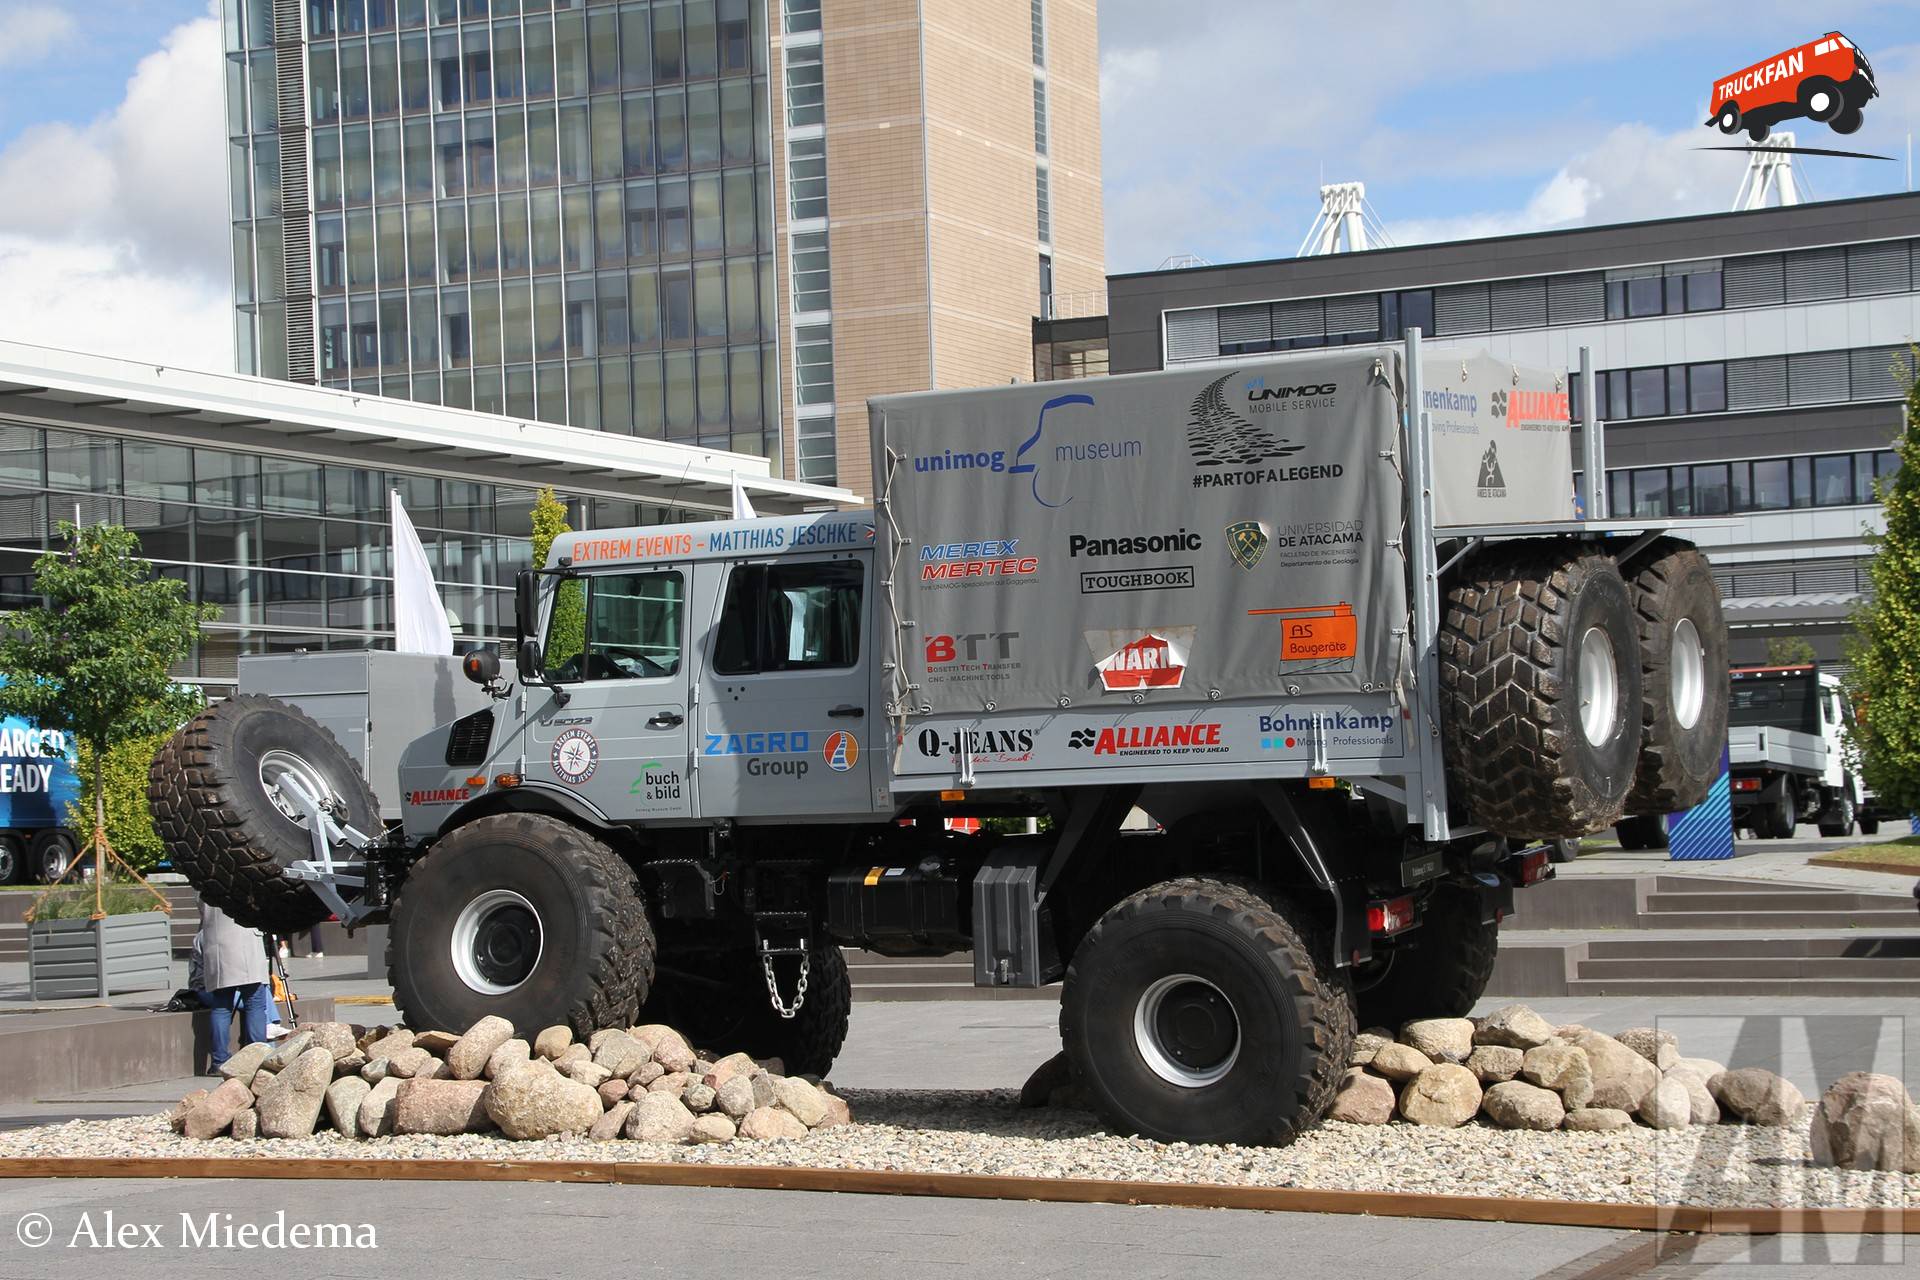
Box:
[761,947,810,1019]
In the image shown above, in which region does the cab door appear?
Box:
[695,552,873,820]
[526,566,694,820]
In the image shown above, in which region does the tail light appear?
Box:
[1733,777,1760,792]
[1366,895,1417,936]
[1516,848,1552,886]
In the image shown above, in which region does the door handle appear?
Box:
[829,704,865,718]
[647,711,685,729]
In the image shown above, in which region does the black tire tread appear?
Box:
[755,944,853,1077]
[147,695,374,934]
[1062,875,1352,1147]
[1439,542,1636,837]
[386,812,656,1037]
[1356,885,1498,1028]
[1623,539,1729,814]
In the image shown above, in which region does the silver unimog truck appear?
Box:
[150,333,1729,1146]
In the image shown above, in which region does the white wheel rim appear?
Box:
[451,889,543,996]
[1670,617,1705,731]
[1133,973,1241,1088]
[258,749,338,823]
[1579,626,1619,746]
[1810,91,1831,113]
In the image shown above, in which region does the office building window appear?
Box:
[785,43,823,127]
[784,0,821,34]
[789,137,827,221]
[794,322,834,407]
[1035,163,1051,244]
[791,230,831,313]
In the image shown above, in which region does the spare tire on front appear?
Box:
[148,694,380,934]
[1621,538,1729,815]
[1440,541,1643,838]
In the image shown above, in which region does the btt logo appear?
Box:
[926,632,1019,665]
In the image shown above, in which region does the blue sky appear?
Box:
[0,0,1914,366]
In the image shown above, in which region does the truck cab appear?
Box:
[1728,664,1862,838]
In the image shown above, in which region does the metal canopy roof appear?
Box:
[0,340,861,515]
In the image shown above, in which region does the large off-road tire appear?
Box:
[148,695,379,934]
[388,813,654,1038]
[1622,540,1729,815]
[1440,542,1643,838]
[1061,877,1353,1147]
[640,943,853,1078]
[1615,814,1668,850]
[1352,884,1498,1030]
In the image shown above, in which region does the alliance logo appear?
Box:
[1066,722,1226,757]
[1490,387,1571,430]
[1477,441,1507,498]
[406,787,470,806]
[1086,626,1195,692]
[1225,520,1272,570]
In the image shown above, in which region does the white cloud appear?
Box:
[0,234,229,368]
[0,7,230,369]
[0,3,75,69]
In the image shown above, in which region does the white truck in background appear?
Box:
[1728,664,1869,838]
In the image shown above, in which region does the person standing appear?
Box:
[190,900,272,1072]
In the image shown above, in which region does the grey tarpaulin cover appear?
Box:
[871,349,1409,716]
[1422,353,1576,527]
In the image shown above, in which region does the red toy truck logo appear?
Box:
[1707,32,1877,141]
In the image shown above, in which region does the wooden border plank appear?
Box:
[0,1157,1911,1233]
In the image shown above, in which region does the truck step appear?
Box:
[1565,976,1920,998]
[1643,890,1913,913]
[1577,956,1920,980]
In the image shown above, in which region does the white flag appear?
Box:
[730,471,757,520]
[391,491,453,655]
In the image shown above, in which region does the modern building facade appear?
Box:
[1035,193,1920,663]
[0,341,850,692]
[223,0,1102,499]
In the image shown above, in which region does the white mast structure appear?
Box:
[1732,133,1812,210]
[1298,182,1393,256]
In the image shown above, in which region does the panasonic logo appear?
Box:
[1067,530,1204,557]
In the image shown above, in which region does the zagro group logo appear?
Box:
[1707,32,1877,142]
[919,539,1040,586]
[1066,722,1226,757]
[910,392,1141,508]
[1188,373,1343,490]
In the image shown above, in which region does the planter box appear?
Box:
[27,911,172,1000]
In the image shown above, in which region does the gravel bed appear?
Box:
[0,1089,1911,1209]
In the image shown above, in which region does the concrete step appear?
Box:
[1633,910,1920,930]
[1566,976,1920,998]
[1578,956,1920,980]
[1644,890,1912,913]
[1582,934,1920,959]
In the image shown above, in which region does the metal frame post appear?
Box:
[1401,329,1450,841]
[1579,346,1605,519]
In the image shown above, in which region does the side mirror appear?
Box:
[514,569,539,641]
[461,647,501,686]
[516,639,544,682]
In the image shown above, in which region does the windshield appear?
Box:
[1728,671,1820,736]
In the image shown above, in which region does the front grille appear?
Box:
[445,709,495,767]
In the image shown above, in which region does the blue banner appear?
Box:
[1667,747,1734,861]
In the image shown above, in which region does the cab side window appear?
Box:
[547,570,684,682]
[712,561,863,675]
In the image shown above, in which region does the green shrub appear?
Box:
[66,732,172,874]
[31,883,163,920]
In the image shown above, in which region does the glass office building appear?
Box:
[0,419,706,687]
[226,0,780,461]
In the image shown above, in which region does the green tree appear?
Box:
[530,486,585,667]
[1846,348,1920,811]
[67,732,175,874]
[1764,636,1819,666]
[0,523,215,884]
